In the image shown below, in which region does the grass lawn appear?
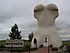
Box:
[0,40,6,46]
[62,41,70,46]
[24,40,31,48]
[1,40,70,46]
[0,40,38,52]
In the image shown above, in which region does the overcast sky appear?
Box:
[0,0,70,40]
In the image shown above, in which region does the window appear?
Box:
[21,43,22,45]
[45,37,47,42]
[11,43,13,45]
[14,43,16,45]
[7,43,8,45]
[15,43,17,45]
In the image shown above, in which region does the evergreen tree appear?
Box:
[9,24,22,39]
[28,32,34,41]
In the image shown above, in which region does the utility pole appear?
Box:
[29,46,30,53]
[11,46,13,53]
[48,46,50,53]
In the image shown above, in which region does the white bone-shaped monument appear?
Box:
[31,4,62,48]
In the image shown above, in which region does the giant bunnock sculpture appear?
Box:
[31,4,62,48]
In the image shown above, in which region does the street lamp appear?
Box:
[29,46,30,53]
[11,46,13,53]
[48,45,50,53]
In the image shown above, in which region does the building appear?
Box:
[5,39,24,47]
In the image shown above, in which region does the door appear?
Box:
[43,37,48,47]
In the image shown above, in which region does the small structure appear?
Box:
[5,39,24,47]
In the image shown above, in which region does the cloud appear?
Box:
[0,0,70,40]
[0,0,38,40]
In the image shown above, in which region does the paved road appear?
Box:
[22,48,56,53]
[0,48,56,53]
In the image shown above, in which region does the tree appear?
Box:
[34,38,37,48]
[9,24,22,39]
[28,32,34,41]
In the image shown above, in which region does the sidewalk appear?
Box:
[22,48,56,53]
